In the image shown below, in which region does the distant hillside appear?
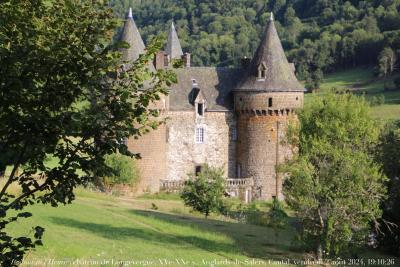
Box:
[110,0,400,87]
[311,68,400,120]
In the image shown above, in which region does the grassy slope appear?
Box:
[6,188,398,267]
[8,189,301,267]
[310,68,400,120]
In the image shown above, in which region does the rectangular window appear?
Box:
[268,97,273,107]
[195,127,204,143]
[197,103,204,116]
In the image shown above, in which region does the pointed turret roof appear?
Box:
[236,14,304,92]
[165,22,183,59]
[119,8,145,62]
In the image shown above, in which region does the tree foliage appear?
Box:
[378,47,397,78]
[0,0,176,264]
[111,0,400,86]
[103,153,140,186]
[180,165,226,218]
[282,92,387,259]
[376,120,400,256]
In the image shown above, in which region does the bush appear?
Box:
[102,153,140,186]
[266,198,288,228]
[180,165,226,218]
[369,94,385,106]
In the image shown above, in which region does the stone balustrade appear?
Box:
[225,178,253,187]
[160,177,254,191]
[160,179,185,191]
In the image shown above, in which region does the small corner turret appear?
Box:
[165,22,184,60]
[119,7,145,63]
[154,22,190,69]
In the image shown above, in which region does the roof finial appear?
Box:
[128,7,133,19]
[270,12,274,21]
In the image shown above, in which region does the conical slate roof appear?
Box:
[119,8,145,62]
[236,14,304,92]
[165,22,183,59]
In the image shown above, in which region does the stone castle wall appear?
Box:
[166,111,236,181]
[236,113,297,200]
[127,122,167,193]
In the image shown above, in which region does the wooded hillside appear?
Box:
[109,0,400,87]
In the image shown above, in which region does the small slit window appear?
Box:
[268,98,273,107]
[232,128,237,141]
[236,163,241,178]
[195,127,204,143]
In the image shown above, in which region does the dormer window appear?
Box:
[257,62,267,80]
[197,103,204,116]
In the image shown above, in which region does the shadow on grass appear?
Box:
[49,216,244,256]
[129,210,303,261]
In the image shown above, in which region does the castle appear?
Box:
[121,9,305,201]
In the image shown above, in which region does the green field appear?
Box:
[8,189,302,267]
[6,188,397,267]
[309,68,400,120]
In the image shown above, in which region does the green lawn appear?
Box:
[6,188,398,267]
[8,189,303,267]
[308,67,400,120]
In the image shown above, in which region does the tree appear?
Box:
[378,47,397,78]
[376,120,400,256]
[282,92,387,259]
[0,0,176,265]
[180,165,226,218]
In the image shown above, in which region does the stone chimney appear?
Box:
[183,53,191,68]
[154,51,165,69]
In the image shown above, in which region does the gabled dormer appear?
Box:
[194,89,206,117]
[257,62,267,80]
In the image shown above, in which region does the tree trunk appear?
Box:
[317,240,323,261]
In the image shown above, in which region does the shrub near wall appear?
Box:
[103,153,140,188]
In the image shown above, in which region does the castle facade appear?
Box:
[121,9,305,201]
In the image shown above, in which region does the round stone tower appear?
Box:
[234,14,305,200]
